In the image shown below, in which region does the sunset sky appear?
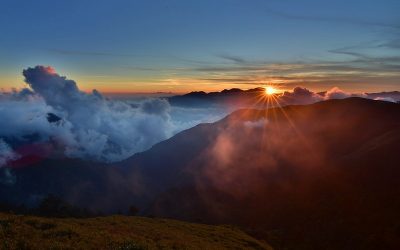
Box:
[1,0,399,93]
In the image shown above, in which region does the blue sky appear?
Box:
[0,0,399,93]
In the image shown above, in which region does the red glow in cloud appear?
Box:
[44,66,57,74]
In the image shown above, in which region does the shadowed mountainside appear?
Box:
[1,97,400,249]
[120,97,400,249]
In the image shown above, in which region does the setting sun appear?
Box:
[265,86,277,95]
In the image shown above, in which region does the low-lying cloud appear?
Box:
[0,66,226,164]
[278,86,378,105]
[0,139,19,167]
[280,87,324,105]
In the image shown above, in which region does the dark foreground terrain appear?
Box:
[0,212,271,249]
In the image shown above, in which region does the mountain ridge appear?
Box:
[1,97,400,249]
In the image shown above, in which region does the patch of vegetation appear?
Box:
[0,212,272,249]
[0,194,103,219]
[43,228,79,239]
[109,240,146,250]
[25,219,56,230]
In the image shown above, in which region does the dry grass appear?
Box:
[0,212,272,249]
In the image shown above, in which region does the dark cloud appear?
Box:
[0,139,19,167]
[0,168,16,186]
[279,86,371,105]
[280,87,323,105]
[217,54,248,64]
[378,39,400,49]
[329,47,400,65]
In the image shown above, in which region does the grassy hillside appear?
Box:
[0,213,272,250]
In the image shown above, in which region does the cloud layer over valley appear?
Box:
[0,66,226,165]
[0,66,398,166]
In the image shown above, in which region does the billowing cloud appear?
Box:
[280,87,323,105]
[0,66,185,162]
[278,86,372,106]
[324,87,367,100]
[324,87,351,99]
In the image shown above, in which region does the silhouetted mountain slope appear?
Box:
[168,87,266,107]
[0,158,134,213]
[1,98,399,249]
[121,98,400,195]
[119,97,400,249]
[168,87,400,107]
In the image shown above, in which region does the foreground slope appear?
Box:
[0,213,271,250]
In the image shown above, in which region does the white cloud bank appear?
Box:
[0,66,196,164]
[279,86,369,105]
